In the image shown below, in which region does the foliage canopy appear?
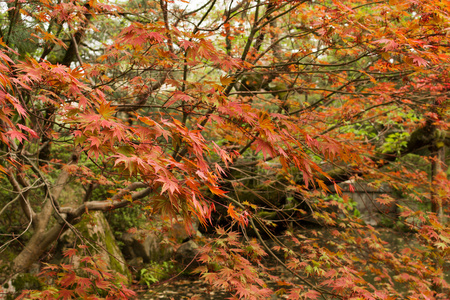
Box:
[1,0,450,298]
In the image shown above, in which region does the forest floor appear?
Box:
[140,277,233,300]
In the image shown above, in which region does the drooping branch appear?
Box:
[224,194,343,299]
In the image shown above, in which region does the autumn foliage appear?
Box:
[1,0,450,298]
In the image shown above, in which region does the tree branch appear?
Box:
[60,183,151,221]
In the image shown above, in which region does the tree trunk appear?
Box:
[13,224,66,273]
[431,145,446,221]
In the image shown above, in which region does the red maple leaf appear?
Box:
[6,130,27,142]
[409,54,429,67]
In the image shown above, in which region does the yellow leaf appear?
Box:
[381,52,390,60]
[227,203,239,221]
[242,201,257,209]
[220,76,234,86]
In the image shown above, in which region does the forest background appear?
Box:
[1,0,450,299]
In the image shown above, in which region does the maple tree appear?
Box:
[1,0,450,299]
